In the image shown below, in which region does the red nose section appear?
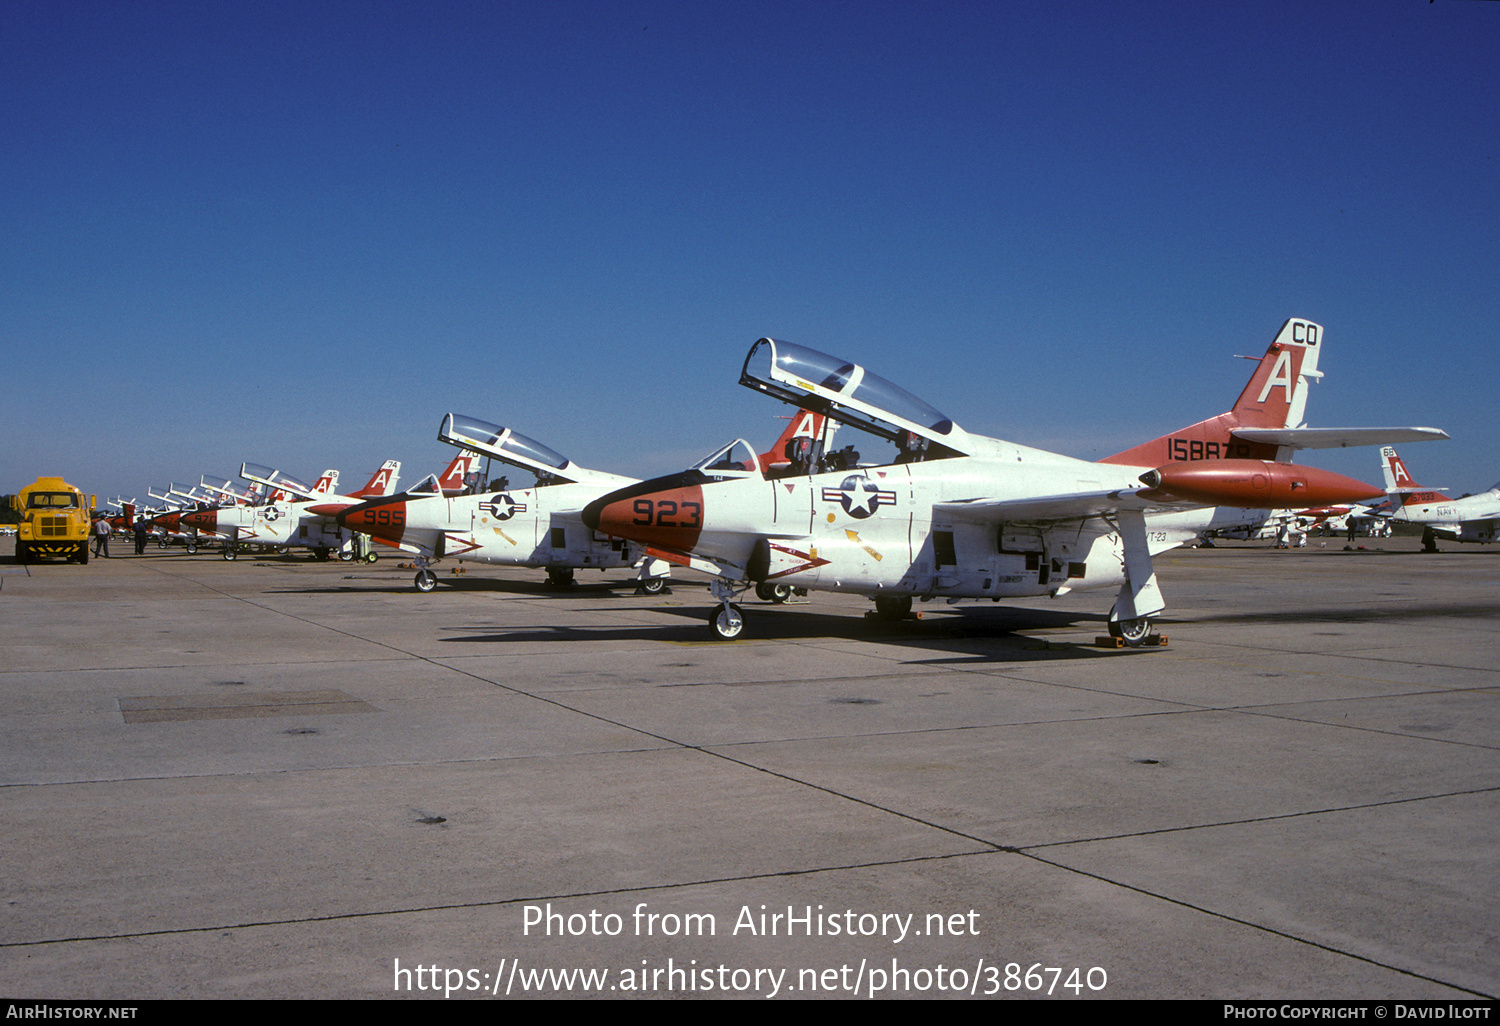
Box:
[1142,460,1383,508]
[306,502,351,517]
[340,500,408,544]
[586,484,706,552]
[181,509,217,532]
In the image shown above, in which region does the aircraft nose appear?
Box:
[306,502,350,517]
[339,498,407,543]
[181,509,217,532]
[583,477,706,551]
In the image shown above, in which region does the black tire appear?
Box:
[414,569,437,593]
[638,576,667,595]
[1109,618,1153,647]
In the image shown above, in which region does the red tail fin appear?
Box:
[1099,318,1323,467]
[1381,447,1447,508]
[437,451,480,495]
[756,410,829,471]
[348,460,401,498]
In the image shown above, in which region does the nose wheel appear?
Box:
[709,603,745,640]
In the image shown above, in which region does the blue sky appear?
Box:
[3,0,1496,504]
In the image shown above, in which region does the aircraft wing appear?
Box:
[1232,427,1448,450]
[935,488,1174,526]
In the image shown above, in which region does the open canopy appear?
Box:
[740,338,973,458]
[438,414,634,488]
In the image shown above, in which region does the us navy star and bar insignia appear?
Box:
[821,475,897,519]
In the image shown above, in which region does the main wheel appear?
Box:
[547,567,575,587]
[709,603,745,640]
[755,582,792,603]
[873,594,912,620]
[1109,617,1153,647]
[638,575,667,595]
[185,543,197,555]
[414,569,437,592]
[223,547,237,561]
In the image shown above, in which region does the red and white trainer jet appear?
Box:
[335,411,831,593]
[1381,447,1499,551]
[182,461,400,560]
[582,319,1446,642]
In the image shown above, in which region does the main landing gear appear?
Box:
[414,569,437,592]
[1103,617,1167,648]
[869,594,913,620]
[546,567,575,588]
[754,581,793,603]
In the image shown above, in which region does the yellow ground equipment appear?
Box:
[12,477,96,564]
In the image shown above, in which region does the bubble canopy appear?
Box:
[740,338,963,453]
[438,414,634,488]
[440,414,573,473]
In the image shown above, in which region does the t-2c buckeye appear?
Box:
[583,319,1447,643]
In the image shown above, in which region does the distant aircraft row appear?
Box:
[103,317,1496,644]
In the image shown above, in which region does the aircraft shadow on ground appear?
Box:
[1184,600,1500,626]
[266,575,661,597]
[437,601,1132,662]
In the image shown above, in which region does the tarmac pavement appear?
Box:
[0,536,1496,999]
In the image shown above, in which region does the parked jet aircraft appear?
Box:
[181,461,400,559]
[582,319,1445,642]
[145,484,226,551]
[333,411,830,593]
[1381,447,1499,551]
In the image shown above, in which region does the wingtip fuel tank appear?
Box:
[1139,460,1383,508]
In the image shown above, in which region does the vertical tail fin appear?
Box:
[349,460,401,498]
[1099,318,1323,466]
[1381,447,1447,508]
[756,410,830,472]
[312,470,340,495]
[437,450,480,495]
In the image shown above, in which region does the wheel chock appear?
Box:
[1094,634,1169,649]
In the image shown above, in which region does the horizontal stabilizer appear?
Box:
[1232,427,1448,450]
